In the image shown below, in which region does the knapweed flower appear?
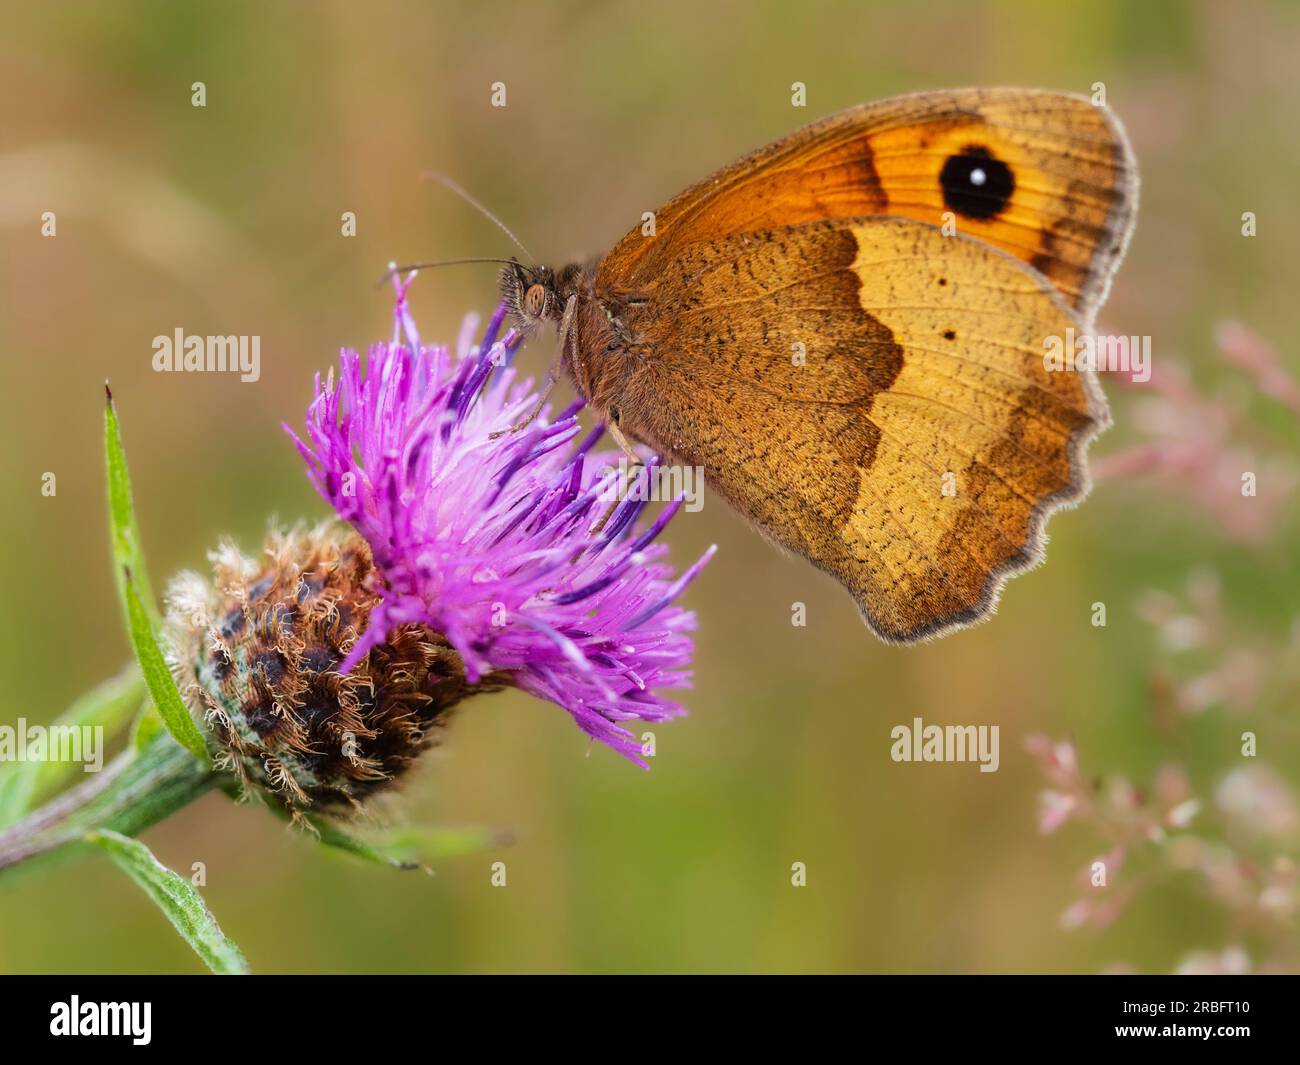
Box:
[169,273,712,816]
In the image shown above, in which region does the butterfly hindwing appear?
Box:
[619,215,1105,641]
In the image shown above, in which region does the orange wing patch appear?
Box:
[599,88,1136,325]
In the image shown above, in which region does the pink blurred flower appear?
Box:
[1216,766,1300,842]
[1093,325,1299,542]
[1033,735,1300,971]
[1038,790,1078,835]
[1175,946,1251,975]
[1217,320,1300,418]
[1135,570,1288,719]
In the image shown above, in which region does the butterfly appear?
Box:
[497,88,1138,642]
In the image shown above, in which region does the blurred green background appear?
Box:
[2,0,1297,973]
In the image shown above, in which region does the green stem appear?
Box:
[0,731,215,879]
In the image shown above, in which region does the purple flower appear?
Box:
[286,273,714,765]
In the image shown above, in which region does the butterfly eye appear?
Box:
[523,283,547,318]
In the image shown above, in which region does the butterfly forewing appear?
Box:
[599,88,1136,324]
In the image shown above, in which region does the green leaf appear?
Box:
[379,825,513,862]
[0,765,38,834]
[0,731,214,887]
[123,575,208,760]
[103,386,206,760]
[304,817,510,872]
[88,830,248,975]
[0,664,145,829]
[104,386,158,628]
[131,702,165,753]
[305,816,421,871]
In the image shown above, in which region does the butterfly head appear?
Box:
[501,260,561,333]
[500,258,618,413]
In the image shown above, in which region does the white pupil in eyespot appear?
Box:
[970,167,987,187]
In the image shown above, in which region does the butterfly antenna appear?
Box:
[376,256,522,288]
[422,171,533,262]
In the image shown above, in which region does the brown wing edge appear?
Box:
[1071,95,1141,330]
[850,230,1118,646]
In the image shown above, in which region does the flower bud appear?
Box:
[167,525,497,817]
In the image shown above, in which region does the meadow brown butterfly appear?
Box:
[496,88,1138,642]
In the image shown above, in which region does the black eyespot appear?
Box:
[943,330,956,341]
[939,146,1014,220]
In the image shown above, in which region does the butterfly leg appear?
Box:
[605,416,643,467]
[588,415,646,536]
[491,293,579,437]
